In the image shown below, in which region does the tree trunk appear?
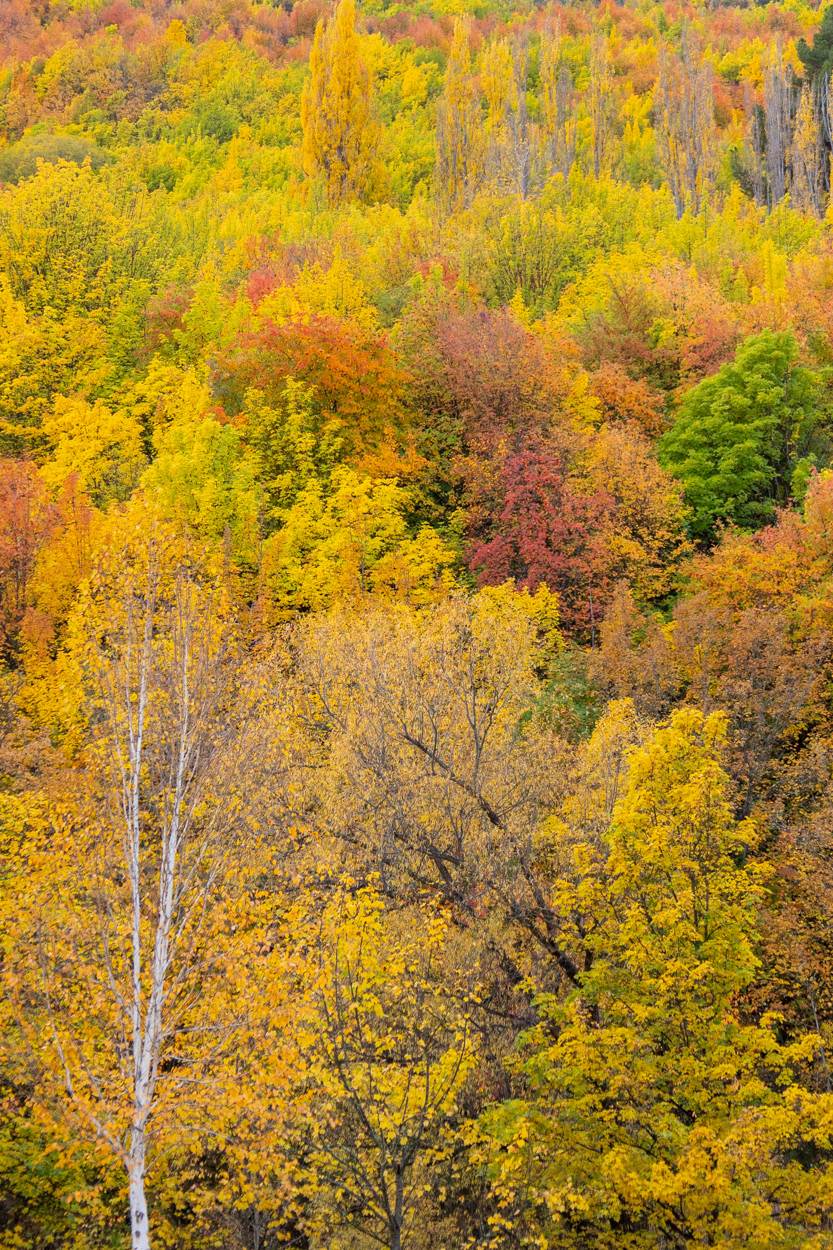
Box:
[390,1169,404,1250]
[129,1157,151,1250]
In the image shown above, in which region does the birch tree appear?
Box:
[6,520,261,1250]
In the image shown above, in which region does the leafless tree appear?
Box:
[507,41,532,198]
[815,70,833,201]
[764,44,795,206]
[539,24,577,183]
[742,84,767,206]
[484,39,533,199]
[589,31,616,179]
[655,32,715,216]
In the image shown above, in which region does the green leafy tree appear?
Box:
[798,7,833,83]
[659,331,827,541]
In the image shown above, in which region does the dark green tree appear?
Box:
[659,330,828,541]
[797,11,833,201]
[798,6,833,83]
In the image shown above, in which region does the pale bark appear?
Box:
[129,1153,150,1250]
[32,546,244,1250]
[540,26,577,183]
[656,33,715,216]
[763,46,794,206]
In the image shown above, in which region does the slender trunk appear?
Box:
[129,1152,151,1250]
[390,1169,404,1250]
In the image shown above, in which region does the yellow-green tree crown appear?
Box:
[301,0,377,204]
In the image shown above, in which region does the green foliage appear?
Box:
[659,332,827,541]
[0,132,109,183]
[798,6,833,82]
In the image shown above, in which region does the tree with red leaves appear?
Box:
[467,439,615,639]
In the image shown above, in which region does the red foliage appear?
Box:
[244,240,330,307]
[578,274,681,392]
[377,13,448,49]
[142,286,192,358]
[467,439,616,639]
[433,306,564,450]
[289,0,329,39]
[99,1,137,28]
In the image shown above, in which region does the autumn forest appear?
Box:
[2,0,833,1246]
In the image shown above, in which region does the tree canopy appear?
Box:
[4,0,833,1247]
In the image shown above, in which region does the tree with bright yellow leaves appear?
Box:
[539,24,577,180]
[301,0,378,205]
[481,36,530,197]
[3,522,274,1250]
[40,396,146,505]
[482,707,833,1249]
[258,465,456,620]
[308,885,477,1250]
[791,83,824,217]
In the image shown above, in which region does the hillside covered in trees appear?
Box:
[3,0,833,1247]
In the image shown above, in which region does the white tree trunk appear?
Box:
[129,1155,151,1250]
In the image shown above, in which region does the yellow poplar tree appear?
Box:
[301,0,378,205]
[790,83,824,217]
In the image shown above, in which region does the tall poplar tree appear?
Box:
[301,0,377,205]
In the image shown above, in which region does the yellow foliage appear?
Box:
[301,0,379,204]
[40,397,146,505]
[259,466,457,619]
[256,246,380,332]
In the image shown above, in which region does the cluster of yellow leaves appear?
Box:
[481,705,833,1248]
[259,466,457,621]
